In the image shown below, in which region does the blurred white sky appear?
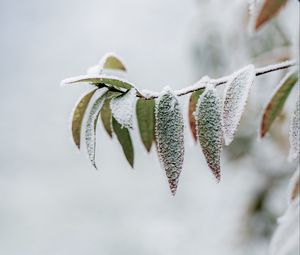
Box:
[0,0,298,254]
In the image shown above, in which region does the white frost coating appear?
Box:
[287,167,300,204]
[269,198,299,255]
[85,89,108,169]
[222,65,255,146]
[155,87,184,195]
[288,96,300,161]
[110,88,136,129]
[195,86,223,181]
[98,52,127,69]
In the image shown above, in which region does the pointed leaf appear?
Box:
[99,52,127,71]
[289,96,300,160]
[189,89,204,141]
[195,85,223,181]
[222,65,255,145]
[155,88,184,195]
[85,89,108,169]
[255,0,288,30]
[136,98,155,152]
[260,71,298,138]
[61,75,133,90]
[71,89,98,149]
[112,117,134,167]
[110,88,136,129]
[100,98,113,138]
[288,167,300,204]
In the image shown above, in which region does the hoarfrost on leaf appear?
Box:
[287,167,300,204]
[110,88,136,129]
[195,85,223,181]
[85,89,108,169]
[222,65,255,146]
[289,96,300,161]
[155,88,184,195]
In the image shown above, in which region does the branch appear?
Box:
[138,60,297,99]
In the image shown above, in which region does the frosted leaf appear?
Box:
[222,65,255,146]
[110,88,136,129]
[71,88,97,149]
[269,198,299,255]
[195,85,223,181]
[85,89,108,169]
[289,96,300,161]
[100,97,113,138]
[155,88,184,195]
[288,167,300,204]
[99,52,127,71]
[260,71,298,138]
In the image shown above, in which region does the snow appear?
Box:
[110,88,136,129]
[289,95,300,161]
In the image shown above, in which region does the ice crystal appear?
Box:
[85,89,108,169]
[195,85,223,181]
[110,88,136,129]
[289,96,300,161]
[222,65,255,146]
[155,88,184,195]
[270,198,299,255]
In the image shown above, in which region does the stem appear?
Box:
[137,60,297,99]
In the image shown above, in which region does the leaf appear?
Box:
[255,0,288,30]
[155,88,184,195]
[136,98,155,152]
[195,85,223,182]
[189,89,204,141]
[100,98,113,138]
[61,75,134,90]
[85,89,108,169]
[99,52,127,71]
[112,117,134,167]
[71,88,98,149]
[222,65,255,145]
[260,71,298,138]
[288,167,299,204]
[110,88,136,129]
[289,96,300,161]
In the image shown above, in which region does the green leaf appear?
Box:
[260,71,298,138]
[61,75,134,90]
[100,53,127,71]
[255,0,288,30]
[112,117,134,168]
[195,85,223,182]
[71,89,98,149]
[100,97,113,138]
[155,88,184,195]
[188,89,204,141]
[136,98,155,152]
[85,89,108,169]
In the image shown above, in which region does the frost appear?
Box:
[289,96,300,161]
[85,89,108,169]
[110,88,136,129]
[287,167,300,204]
[195,85,223,181]
[270,198,299,255]
[222,65,255,145]
[155,88,184,195]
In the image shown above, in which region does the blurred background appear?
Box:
[0,0,299,254]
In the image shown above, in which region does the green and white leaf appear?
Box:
[71,88,98,149]
[155,88,184,195]
[289,96,300,161]
[287,166,299,204]
[112,117,134,168]
[260,71,298,138]
[110,88,136,129]
[85,89,108,169]
[222,65,255,145]
[136,98,155,152]
[195,85,223,181]
[99,52,127,71]
[100,97,113,138]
